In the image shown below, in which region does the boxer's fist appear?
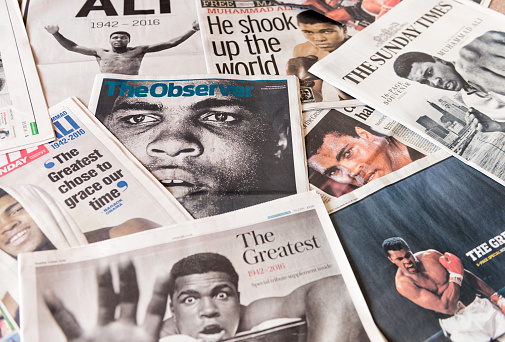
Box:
[491,293,505,315]
[439,252,464,286]
[286,56,319,87]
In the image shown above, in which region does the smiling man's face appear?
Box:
[103,80,287,217]
[0,195,46,257]
[170,271,241,342]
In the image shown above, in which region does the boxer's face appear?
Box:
[170,271,241,341]
[407,59,465,91]
[308,127,393,187]
[103,80,288,217]
[388,249,418,273]
[299,22,348,52]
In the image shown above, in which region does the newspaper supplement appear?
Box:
[0,97,192,316]
[303,105,449,213]
[328,156,505,341]
[196,0,362,107]
[310,0,505,187]
[88,74,309,219]
[19,192,384,341]
[0,0,55,154]
[22,0,206,107]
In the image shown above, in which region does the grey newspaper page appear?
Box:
[22,0,206,107]
[311,0,505,187]
[0,97,191,327]
[88,74,309,219]
[19,192,384,342]
[196,0,362,109]
[0,0,54,154]
[303,104,448,212]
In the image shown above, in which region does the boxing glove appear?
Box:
[491,293,505,315]
[439,252,464,286]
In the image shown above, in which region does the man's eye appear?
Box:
[184,297,197,304]
[200,112,238,123]
[344,149,352,158]
[120,114,160,125]
[10,207,23,216]
[216,292,228,300]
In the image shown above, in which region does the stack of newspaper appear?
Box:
[0,0,503,341]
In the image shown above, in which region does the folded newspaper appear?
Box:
[303,104,449,213]
[195,0,361,108]
[310,0,505,187]
[19,192,384,341]
[328,156,505,341]
[0,0,54,154]
[0,97,191,323]
[88,74,309,218]
[22,0,206,107]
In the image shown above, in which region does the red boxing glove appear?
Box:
[439,252,464,286]
[491,293,505,315]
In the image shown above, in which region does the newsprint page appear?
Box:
[22,0,207,107]
[303,104,449,213]
[88,74,309,219]
[329,156,505,342]
[195,0,362,108]
[0,97,191,324]
[0,0,54,154]
[19,192,384,342]
[310,0,505,186]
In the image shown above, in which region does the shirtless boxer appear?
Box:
[383,237,505,341]
[45,21,199,75]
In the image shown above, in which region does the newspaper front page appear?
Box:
[88,73,309,218]
[0,97,192,320]
[327,156,505,341]
[310,0,505,187]
[22,0,206,107]
[0,0,54,154]
[19,192,384,342]
[303,104,449,212]
[196,1,362,108]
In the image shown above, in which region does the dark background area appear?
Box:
[330,157,505,341]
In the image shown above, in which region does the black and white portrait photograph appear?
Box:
[92,76,306,218]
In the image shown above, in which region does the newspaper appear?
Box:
[0,0,54,154]
[270,0,403,30]
[0,301,19,342]
[22,0,207,107]
[270,0,489,23]
[0,97,192,321]
[18,192,384,342]
[195,1,362,108]
[303,104,449,213]
[325,156,505,341]
[88,73,309,218]
[310,0,505,187]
